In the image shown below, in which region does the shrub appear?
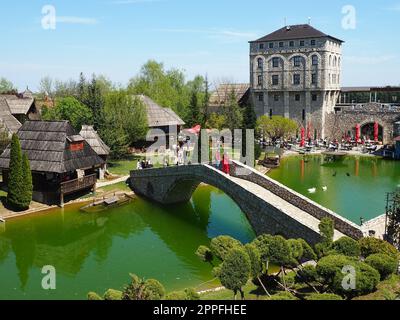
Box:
[266,292,298,300]
[196,245,213,263]
[365,253,398,280]
[103,289,123,300]
[319,218,334,245]
[332,237,361,257]
[143,279,165,300]
[295,265,318,284]
[244,243,263,280]
[123,274,165,300]
[210,236,242,261]
[298,239,317,261]
[306,293,343,300]
[164,291,188,300]
[287,239,304,262]
[359,237,399,260]
[87,292,103,300]
[7,134,24,210]
[219,248,251,300]
[183,288,200,300]
[316,255,380,298]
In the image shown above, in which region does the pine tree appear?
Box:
[186,89,200,128]
[224,90,243,132]
[201,76,210,127]
[78,72,87,104]
[243,102,257,130]
[21,153,33,208]
[7,134,24,210]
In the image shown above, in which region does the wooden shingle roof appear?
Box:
[0,96,22,134]
[209,84,250,107]
[136,95,185,127]
[0,121,105,173]
[80,125,110,156]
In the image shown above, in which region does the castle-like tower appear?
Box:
[249,24,343,139]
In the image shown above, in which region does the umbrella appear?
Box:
[374,122,379,142]
[185,125,201,135]
[355,124,361,143]
[300,127,305,147]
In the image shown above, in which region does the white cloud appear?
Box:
[56,16,98,25]
[387,4,400,11]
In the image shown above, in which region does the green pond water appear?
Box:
[268,155,400,224]
[0,186,255,300]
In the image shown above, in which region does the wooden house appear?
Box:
[0,120,105,206]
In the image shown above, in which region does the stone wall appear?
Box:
[325,103,400,143]
[230,161,363,239]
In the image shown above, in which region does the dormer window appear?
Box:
[67,135,85,151]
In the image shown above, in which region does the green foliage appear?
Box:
[254,143,262,161]
[359,237,399,260]
[244,243,263,280]
[103,289,123,300]
[42,97,93,131]
[185,76,205,127]
[256,116,298,142]
[196,245,213,264]
[253,235,293,267]
[164,288,200,301]
[298,239,317,261]
[7,134,26,210]
[219,248,251,299]
[210,236,242,261]
[128,60,190,117]
[295,265,318,284]
[242,103,257,130]
[122,274,165,300]
[365,253,398,280]
[332,237,361,257]
[0,77,16,93]
[21,153,33,208]
[99,91,148,158]
[316,254,380,298]
[224,90,243,132]
[87,292,103,300]
[306,293,343,300]
[287,239,304,262]
[319,218,334,245]
[206,113,227,130]
[266,292,298,300]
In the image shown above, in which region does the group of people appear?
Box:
[136,159,153,170]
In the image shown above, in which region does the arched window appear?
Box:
[293,56,302,67]
[338,57,341,68]
[312,55,319,66]
[257,58,263,69]
[329,55,332,66]
[333,56,337,67]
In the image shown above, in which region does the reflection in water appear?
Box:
[0,185,255,300]
[268,155,400,224]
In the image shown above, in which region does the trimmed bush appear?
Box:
[365,253,398,280]
[332,237,361,257]
[359,237,399,260]
[143,279,165,300]
[7,134,24,210]
[295,265,318,284]
[21,153,33,208]
[87,292,103,300]
[219,248,251,299]
[306,293,343,300]
[196,245,213,263]
[266,292,298,300]
[103,289,123,300]
[210,236,242,261]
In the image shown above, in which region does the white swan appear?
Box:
[322,186,328,192]
[308,188,317,194]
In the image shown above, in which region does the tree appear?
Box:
[0,77,16,94]
[365,254,398,280]
[7,135,25,210]
[38,76,54,99]
[224,89,243,132]
[185,88,201,128]
[219,248,251,300]
[256,116,298,143]
[206,113,227,130]
[122,274,165,300]
[386,192,400,249]
[315,217,335,258]
[86,75,106,129]
[242,102,257,130]
[244,243,270,296]
[42,97,93,131]
[332,237,361,257]
[128,60,190,118]
[358,237,399,260]
[201,76,211,126]
[21,153,33,208]
[103,289,123,300]
[99,90,148,158]
[196,245,213,264]
[210,236,243,261]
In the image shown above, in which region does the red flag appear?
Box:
[374,122,379,142]
[300,127,305,147]
[355,124,361,143]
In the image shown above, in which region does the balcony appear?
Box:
[60,174,97,195]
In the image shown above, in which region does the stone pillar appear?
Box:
[305,91,311,119]
[263,91,269,117]
[284,92,290,118]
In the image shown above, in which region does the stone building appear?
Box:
[249,24,343,139]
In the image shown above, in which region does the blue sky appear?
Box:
[1,0,400,91]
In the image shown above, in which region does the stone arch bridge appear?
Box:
[130,161,364,244]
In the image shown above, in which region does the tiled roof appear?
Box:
[80,125,110,156]
[252,24,344,43]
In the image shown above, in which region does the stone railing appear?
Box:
[230,161,364,239]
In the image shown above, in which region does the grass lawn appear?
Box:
[107,155,142,176]
[98,181,131,193]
